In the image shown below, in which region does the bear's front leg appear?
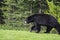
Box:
[34,24,41,33]
[30,26,35,32]
[36,26,41,33]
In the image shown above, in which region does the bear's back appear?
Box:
[31,14,58,26]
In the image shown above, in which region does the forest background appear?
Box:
[0,0,60,33]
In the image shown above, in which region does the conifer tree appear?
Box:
[0,0,5,24]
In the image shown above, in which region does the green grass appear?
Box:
[0,30,60,40]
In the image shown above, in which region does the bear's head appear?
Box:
[25,15,34,24]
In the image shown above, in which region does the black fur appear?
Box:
[26,14,60,34]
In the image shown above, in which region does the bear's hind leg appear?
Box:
[44,26,53,33]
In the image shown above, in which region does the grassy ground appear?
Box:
[0,30,60,40]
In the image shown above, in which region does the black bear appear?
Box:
[25,14,60,34]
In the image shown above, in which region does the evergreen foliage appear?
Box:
[0,0,60,33]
